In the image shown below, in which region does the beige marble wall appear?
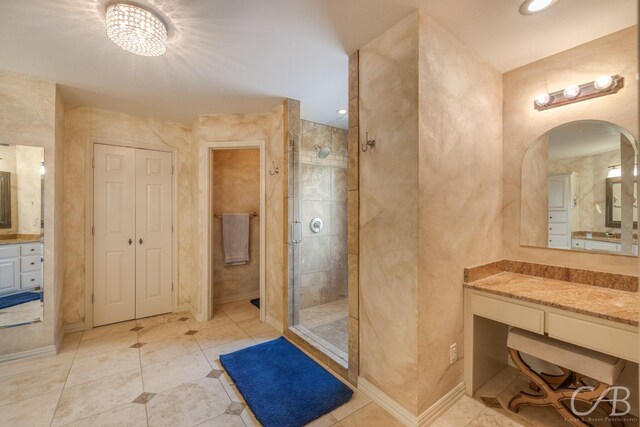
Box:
[417,12,504,412]
[520,136,549,247]
[16,145,44,235]
[359,11,421,411]
[62,107,196,326]
[211,149,260,302]
[503,26,639,275]
[195,105,285,325]
[0,70,62,356]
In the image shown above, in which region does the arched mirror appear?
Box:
[521,120,638,257]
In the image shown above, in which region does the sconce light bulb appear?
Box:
[534,93,551,107]
[337,108,348,115]
[563,85,581,100]
[40,162,45,176]
[594,75,614,91]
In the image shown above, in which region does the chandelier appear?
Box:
[106,3,168,57]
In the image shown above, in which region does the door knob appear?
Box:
[128,238,133,245]
[139,238,143,245]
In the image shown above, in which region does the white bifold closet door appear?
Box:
[93,144,172,327]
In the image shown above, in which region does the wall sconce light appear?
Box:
[534,75,623,111]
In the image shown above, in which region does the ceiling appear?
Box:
[0,0,636,126]
[548,120,634,160]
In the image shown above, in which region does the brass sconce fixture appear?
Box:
[533,75,624,111]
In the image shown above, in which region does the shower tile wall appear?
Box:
[299,120,348,309]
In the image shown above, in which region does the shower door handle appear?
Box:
[291,220,302,244]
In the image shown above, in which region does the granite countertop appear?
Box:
[571,231,638,244]
[464,271,638,327]
[0,235,42,245]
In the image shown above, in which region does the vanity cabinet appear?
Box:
[0,242,43,296]
[571,238,638,255]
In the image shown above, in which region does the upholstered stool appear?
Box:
[507,328,627,427]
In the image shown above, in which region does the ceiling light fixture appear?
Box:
[337,108,348,115]
[106,3,168,57]
[534,75,624,111]
[519,0,558,15]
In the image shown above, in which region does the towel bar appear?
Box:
[213,213,259,219]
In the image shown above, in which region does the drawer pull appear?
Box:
[30,278,35,282]
[30,262,35,265]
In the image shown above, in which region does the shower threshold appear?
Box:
[289,324,348,369]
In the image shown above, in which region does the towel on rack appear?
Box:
[222,213,250,265]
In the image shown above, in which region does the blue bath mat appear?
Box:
[0,291,41,309]
[220,337,353,427]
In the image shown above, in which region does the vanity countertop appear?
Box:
[572,231,638,244]
[0,235,42,245]
[464,271,638,327]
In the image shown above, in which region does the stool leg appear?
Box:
[529,368,572,392]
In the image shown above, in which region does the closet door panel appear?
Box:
[94,144,136,326]
[135,149,173,318]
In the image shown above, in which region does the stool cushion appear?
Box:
[507,328,626,385]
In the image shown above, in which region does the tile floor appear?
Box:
[0,300,390,427]
[4,299,625,427]
[0,299,43,328]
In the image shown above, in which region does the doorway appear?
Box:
[199,141,266,323]
[92,143,174,326]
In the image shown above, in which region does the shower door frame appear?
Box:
[198,140,266,323]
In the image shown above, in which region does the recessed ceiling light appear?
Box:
[106,3,168,57]
[519,0,558,15]
[337,108,348,115]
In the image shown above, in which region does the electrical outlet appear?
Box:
[449,343,457,364]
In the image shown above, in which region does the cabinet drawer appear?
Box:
[548,236,568,248]
[548,211,568,223]
[21,271,42,289]
[471,294,545,334]
[21,243,41,256]
[0,245,20,258]
[572,239,585,249]
[548,223,568,235]
[548,313,638,363]
[584,240,618,252]
[21,255,41,272]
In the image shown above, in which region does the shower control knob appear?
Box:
[310,218,323,234]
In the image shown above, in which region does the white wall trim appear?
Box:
[64,322,87,335]
[357,377,465,427]
[198,140,266,324]
[176,302,194,314]
[84,137,179,329]
[0,344,57,363]
[417,382,465,426]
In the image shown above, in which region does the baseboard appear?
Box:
[266,315,283,333]
[417,382,465,426]
[176,303,194,314]
[64,322,87,335]
[0,345,57,363]
[357,377,465,427]
[213,291,260,305]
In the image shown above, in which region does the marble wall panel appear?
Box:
[62,107,196,326]
[417,12,504,412]
[0,70,61,356]
[359,11,420,411]
[503,26,638,275]
[195,105,285,325]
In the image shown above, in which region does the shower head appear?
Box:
[315,145,331,159]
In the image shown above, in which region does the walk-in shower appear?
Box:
[289,117,349,367]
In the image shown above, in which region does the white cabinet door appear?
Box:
[93,144,136,327]
[548,175,568,210]
[135,149,173,319]
[0,257,20,294]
